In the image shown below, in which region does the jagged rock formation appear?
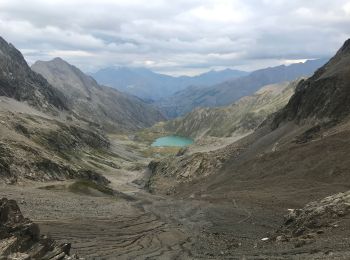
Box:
[147,144,244,194]
[274,190,350,244]
[156,59,327,118]
[32,58,164,132]
[0,37,67,112]
[0,198,80,259]
[163,80,298,139]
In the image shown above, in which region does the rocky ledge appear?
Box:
[273,190,350,246]
[0,198,81,259]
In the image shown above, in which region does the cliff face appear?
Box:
[0,37,67,112]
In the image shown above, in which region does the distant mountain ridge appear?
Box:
[156,58,329,118]
[162,80,299,139]
[32,58,165,132]
[90,67,248,101]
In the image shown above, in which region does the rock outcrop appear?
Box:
[274,191,350,245]
[147,143,244,194]
[0,198,80,259]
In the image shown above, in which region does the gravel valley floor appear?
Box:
[1,165,350,259]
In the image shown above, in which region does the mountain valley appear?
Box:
[1,34,350,260]
[156,59,328,118]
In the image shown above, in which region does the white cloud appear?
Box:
[48,50,95,58]
[0,0,349,75]
[344,2,350,14]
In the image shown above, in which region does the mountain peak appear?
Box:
[0,36,28,68]
[336,38,350,55]
[272,38,350,128]
[51,57,68,64]
[32,57,72,71]
[48,57,73,69]
[0,37,67,111]
[32,57,165,132]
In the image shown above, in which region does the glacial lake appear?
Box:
[151,136,194,147]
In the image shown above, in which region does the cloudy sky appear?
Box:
[0,0,349,75]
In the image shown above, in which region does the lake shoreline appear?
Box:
[151,135,194,147]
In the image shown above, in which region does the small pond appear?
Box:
[151,135,194,147]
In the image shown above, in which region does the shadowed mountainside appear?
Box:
[32,58,165,133]
[272,39,350,127]
[0,37,122,184]
[0,37,67,114]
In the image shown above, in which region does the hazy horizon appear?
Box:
[29,57,327,77]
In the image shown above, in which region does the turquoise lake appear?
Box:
[151,136,194,147]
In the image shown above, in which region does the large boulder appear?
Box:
[0,198,80,259]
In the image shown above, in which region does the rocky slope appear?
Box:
[272,39,350,127]
[0,37,67,113]
[0,197,80,259]
[145,80,298,193]
[32,58,164,133]
[91,67,247,101]
[157,59,327,118]
[0,36,124,184]
[148,39,350,198]
[274,190,350,244]
[146,39,350,257]
[163,80,299,139]
[0,96,110,184]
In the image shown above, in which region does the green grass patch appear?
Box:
[38,184,67,191]
[68,180,114,196]
[142,146,181,158]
